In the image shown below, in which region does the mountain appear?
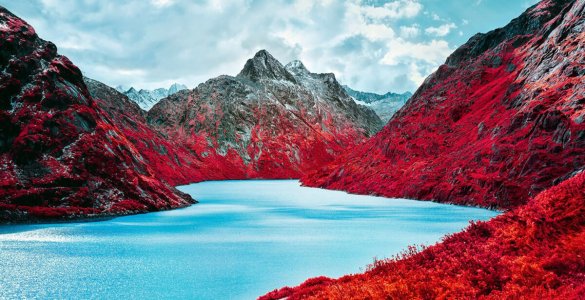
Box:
[343,85,411,122]
[0,7,195,223]
[147,50,383,178]
[118,83,188,111]
[303,0,585,209]
[83,77,237,184]
[264,0,585,298]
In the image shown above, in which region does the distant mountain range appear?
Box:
[116,83,188,111]
[343,85,411,122]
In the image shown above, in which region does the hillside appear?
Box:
[304,0,585,209]
[0,7,194,223]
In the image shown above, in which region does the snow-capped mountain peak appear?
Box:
[343,85,412,122]
[285,60,309,76]
[120,83,189,111]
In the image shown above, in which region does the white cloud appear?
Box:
[399,25,420,38]
[294,0,333,13]
[151,0,174,8]
[360,0,423,19]
[425,22,457,37]
[4,0,458,94]
[362,23,396,41]
[381,39,452,66]
[407,62,428,86]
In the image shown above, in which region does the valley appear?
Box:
[0,0,584,299]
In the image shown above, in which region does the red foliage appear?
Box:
[108,199,147,213]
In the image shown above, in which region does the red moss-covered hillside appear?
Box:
[0,7,194,223]
[303,0,585,209]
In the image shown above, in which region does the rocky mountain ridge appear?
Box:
[264,0,585,298]
[343,85,412,122]
[147,50,383,178]
[117,83,188,111]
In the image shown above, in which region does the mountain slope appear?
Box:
[84,77,232,185]
[119,83,188,111]
[147,50,383,178]
[304,0,585,209]
[0,7,194,223]
[343,85,411,122]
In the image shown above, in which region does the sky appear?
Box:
[0,0,539,94]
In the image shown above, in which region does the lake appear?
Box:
[0,180,499,299]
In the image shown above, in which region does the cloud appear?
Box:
[381,39,452,66]
[2,0,432,94]
[3,0,512,94]
[151,0,174,8]
[359,0,423,20]
[425,22,457,37]
[399,25,420,38]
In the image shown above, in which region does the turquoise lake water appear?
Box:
[0,180,499,299]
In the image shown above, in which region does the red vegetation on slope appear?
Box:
[262,171,585,299]
[0,7,194,223]
[303,0,585,209]
[166,96,367,179]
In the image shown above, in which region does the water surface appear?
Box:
[0,180,498,299]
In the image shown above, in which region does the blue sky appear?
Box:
[0,0,538,93]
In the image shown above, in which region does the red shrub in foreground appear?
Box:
[262,171,585,299]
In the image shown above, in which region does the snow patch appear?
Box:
[0,19,9,32]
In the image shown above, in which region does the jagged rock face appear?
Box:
[343,85,412,122]
[304,0,585,209]
[148,51,383,178]
[0,7,194,223]
[237,50,298,83]
[119,83,188,111]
